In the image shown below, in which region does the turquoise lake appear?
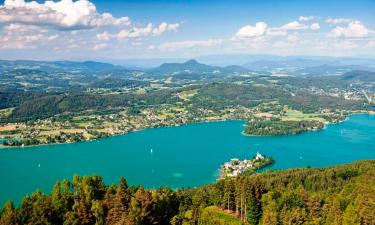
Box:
[0,114,374,205]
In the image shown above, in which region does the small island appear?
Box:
[219,152,274,179]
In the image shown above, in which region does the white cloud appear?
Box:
[299,16,315,22]
[159,39,223,52]
[3,23,50,33]
[131,41,143,46]
[0,1,181,53]
[116,22,179,40]
[233,20,311,46]
[367,40,375,47]
[92,43,108,50]
[0,32,60,49]
[94,22,180,42]
[235,22,268,38]
[96,31,110,41]
[0,0,130,30]
[326,18,353,25]
[287,34,299,42]
[310,23,320,30]
[328,21,373,38]
[263,21,308,37]
[152,22,180,36]
[279,21,308,30]
[0,20,64,50]
[334,40,358,49]
[47,34,59,41]
[266,28,288,37]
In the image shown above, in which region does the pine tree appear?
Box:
[128,186,154,225]
[260,193,277,225]
[0,201,18,225]
[51,180,74,223]
[91,200,104,225]
[76,197,94,225]
[223,179,235,211]
[246,190,261,225]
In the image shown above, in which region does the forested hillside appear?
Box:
[1,160,374,225]
[1,82,365,123]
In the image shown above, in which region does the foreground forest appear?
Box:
[1,160,374,225]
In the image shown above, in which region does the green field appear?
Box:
[0,108,14,119]
[282,106,326,122]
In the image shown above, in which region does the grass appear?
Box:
[170,106,186,112]
[282,106,326,122]
[0,108,14,119]
[252,83,267,87]
[158,112,175,120]
[164,77,173,84]
[200,206,245,225]
[178,89,198,101]
[0,124,25,132]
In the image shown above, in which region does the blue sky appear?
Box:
[0,0,374,60]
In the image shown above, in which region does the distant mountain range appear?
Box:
[93,54,375,69]
[0,57,375,79]
[0,60,123,73]
[148,59,251,76]
[293,64,375,76]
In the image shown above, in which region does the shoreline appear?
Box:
[0,118,243,149]
[242,111,375,137]
[1,111,373,149]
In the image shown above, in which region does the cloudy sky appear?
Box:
[0,0,375,60]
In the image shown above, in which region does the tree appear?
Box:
[260,193,277,225]
[91,200,104,225]
[0,201,18,225]
[51,180,74,223]
[104,186,129,224]
[128,186,154,225]
[76,197,94,225]
[324,198,343,225]
[246,190,261,225]
[223,179,235,211]
[152,187,179,224]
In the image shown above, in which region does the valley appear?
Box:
[0,59,373,147]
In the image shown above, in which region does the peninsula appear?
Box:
[219,152,274,179]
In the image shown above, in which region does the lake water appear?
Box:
[0,114,374,205]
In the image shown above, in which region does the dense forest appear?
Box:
[244,118,324,136]
[0,82,366,123]
[1,160,374,225]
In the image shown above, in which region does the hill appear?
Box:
[0,60,123,73]
[149,59,250,76]
[340,70,375,82]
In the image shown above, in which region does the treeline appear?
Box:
[244,118,324,136]
[187,83,365,113]
[2,132,86,147]
[1,82,366,123]
[89,78,149,89]
[278,91,364,113]
[0,91,46,109]
[1,160,374,225]
[5,90,179,122]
